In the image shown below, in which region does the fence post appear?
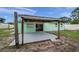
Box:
[14,12,19,48]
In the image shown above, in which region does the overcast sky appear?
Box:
[0,7,76,22]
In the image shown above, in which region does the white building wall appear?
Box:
[0,23,9,28]
[0,23,14,29]
[65,24,79,30]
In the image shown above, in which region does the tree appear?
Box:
[71,7,79,19]
[70,7,79,24]
[60,16,72,23]
[71,18,79,24]
[0,18,6,23]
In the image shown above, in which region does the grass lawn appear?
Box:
[59,30,79,41]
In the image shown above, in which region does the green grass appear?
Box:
[59,30,79,41]
[0,28,13,38]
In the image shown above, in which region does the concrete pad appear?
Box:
[10,32,57,46]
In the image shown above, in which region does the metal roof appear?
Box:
[19,14,62,21]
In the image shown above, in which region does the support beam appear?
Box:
[14,12,19,48]
[21,17,24,45]
[57,21,60,39]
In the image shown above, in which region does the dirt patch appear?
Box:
[0,37,79,52]
[0,36,14,50]
[1,31,79,52]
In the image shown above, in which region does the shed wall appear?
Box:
[18,22,64,33]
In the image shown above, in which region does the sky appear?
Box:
[0,7,76,23]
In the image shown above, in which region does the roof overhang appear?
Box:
[19,14,62,22]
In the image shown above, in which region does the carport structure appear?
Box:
[14,12,62,48]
